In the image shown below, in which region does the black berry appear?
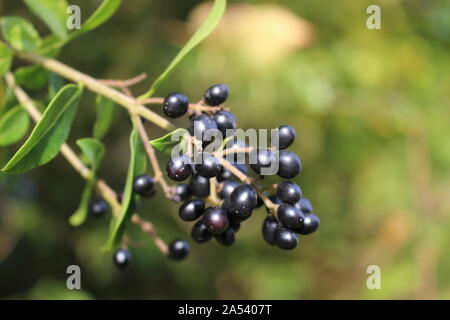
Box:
[166,155,192,181]
[178,199,205,221]
[217,162,247,182]
[230,221,241,233]
[296,214,320,235]
[262,216,279,245]
[191,220,213,243]
[132,174,156,198]
[273,125,296,150]
[173,184,192,202]
[202,207,229,234]
[163,93,189,118]
[250,148,276,175]
[296,197,313,213]
[215,227,235,246]
[89,197,108,218]
[277,204,304,229]
[218,180,240,199]
[194,152,221,178]
[276,181,302,205]
[214,110,237,136]
[113,248,131,269]
[222,197,252,222]
[188,113,218,141]
[168,239,189,261]
[189,175,210,198]
[204,84,229,106]
[274,226,298,250]
[277,150,301,179]
[228,184,258,218]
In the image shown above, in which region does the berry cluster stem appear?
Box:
[141,97,229,114]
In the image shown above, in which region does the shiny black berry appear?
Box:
[204,84,229,106]
[188,113,219,142]
[89,197,108,218]
[173,184,192,203]
[166,155,192,181]
[273,125,296,150]
[113,248,131,269]
[296,197,313,213]
[191,220,213,243]
[277,204,304,229]
[189,175,210,198]
[277,150,301,179]
[217,162,248,182]
[132,174,156,198]
[214,110,237,136]
[250,148,276,175]
[195,153,221,178]
[262,216,279,245]
[215,227,235,246]
[274,227,298,250]
[168,239,189,261]
[163,93,189,118]
[202,207,229,234]
[178,199,205,221]
[296,214,320,235]
[228,184,258,218]
[218,180,240,199]
[222,198,252,222]
[276,181,302,205]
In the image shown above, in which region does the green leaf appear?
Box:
[15,65,49,90]
[149,128,188,155]
[106,128,146,249]
[69,138,105,226]
[139,0,226,99]
[2,84,83,174]
[22,0,68,39]
[0,41,13,76]
[0,16,42,52]
[80,0,122,33]
[93,95,116,140]
[48,72,65,99]
[0,106,30,146]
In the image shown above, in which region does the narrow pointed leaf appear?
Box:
[69,179,96,227]
[93,95,116,140]
[22,0,68,39]
[0,106,30,146]
[149,128,188,155]
[139,0,226,99]
[80,0,122,33]
[0,41,13,76]
[76,138,105,172]
[15,65,49,90]
[2,84,83,174]
[0,16,42,52]
[48,72,65,99]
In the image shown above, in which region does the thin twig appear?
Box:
[98,73,147,88]
[141,97,229,113]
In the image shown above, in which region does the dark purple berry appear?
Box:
[274,226,298,250]
[228,184,258,218]
[202,207,229,235]
[273,125,296,150]
[230,221,241,233]
[262,216,279,245]
[214,110,237,136]
[277,150,301,179]
[89,197,108,218]
[166,155,192,181]
[218,180,240,199]
[222,198,252,222]
[194,152,221,178]
[276,181,302,205]
[191,220,213,243]
[296,214,320,235]
[132,174,156,198]
[204,84,229,106]
[168,239,189,261]
[113,248,131,269]
[215,227,235,246]
[217,162,248,182]
[277,204,304,229]
[173,184,192,202]
[188,113,219,141]
[178,199,205,221]
[296,197,313,213]
[250,148,276,175]
[189,175,210,198]
[163,93,189,118]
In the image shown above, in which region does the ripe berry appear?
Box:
[218,180,240,199]
[132,174,156,198]
[228,184,258,218]
[265,194,283,213]
[188,113,218,142]
[215,227,235,246]
[273,125,296,150]
[173,184,192,203]
[277,150,301,179]
[296,197,313,213]
[296,214,320,235]
[250,148,276,175]
[113,248,131,270]
[178,199,205,221]
[202,207,229,234]
[194,153,221,178]
[163,93,189,118]
[277,204,304,229]
[89,197,108,218]
[274,227,298,250]
[222,198,252,222]
[262,216,279,245]
[166,155,192,181]
[276,181,302,205]
[204,84,229,106]
[189,175,210,198]
[191,220,213,243]
[230,221,241,233]
[168,239,190,261]
[217,162,248,182]
[214,110,237,136]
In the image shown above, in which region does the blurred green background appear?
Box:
[0,0,449,299]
